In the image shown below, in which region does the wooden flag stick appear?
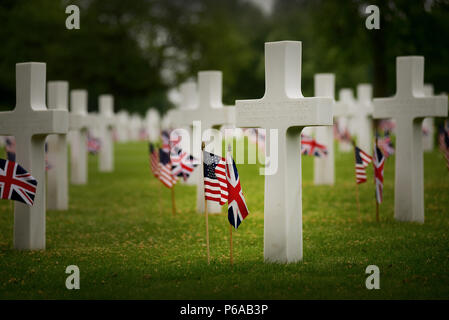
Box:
[171,185,176,216]
[202,141,210,265]
[229,223,233,266]
[159,180,163,214]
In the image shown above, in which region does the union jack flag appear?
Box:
[0,159,37,206]
[171,145,197,181]
[438,122,449,171]
[149,143,159,177]
[301,135,328,157]
[377,132,395,158]
[373,144,385,203]
[354,146,372,184]
[158,148,177,188]
[203,151,228,205]
[226,151,249,229]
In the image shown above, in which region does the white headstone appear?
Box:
[355,84,374,152]
[176,81,200,186]
[373,56,448,222]
[46,81,69,210]
[116,110,130,142]
[129,113,142,141]
[146,108,160,143]
[236,41,333,262]
[336,89,356,152]
[172,71,235,214]
[313,74,335,185]
[422,84,435,152]
[98,95,115,172]
[69,90,90,185]
[0,62,68,249]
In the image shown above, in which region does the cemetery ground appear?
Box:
[0,140,448,300]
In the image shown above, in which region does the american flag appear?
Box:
[301,135,328,157]
[0,159,37,206]
[377,132,395,158]
[87,133,101,154]
[438,123,449,171]
[149,143,159,177]
[354,146,372,184]
[226,151,249,229]
[203,151,228,205]
[373,144,385,203]
[171,145,197,181]
[158,148,177,188]
[5,137,16,162]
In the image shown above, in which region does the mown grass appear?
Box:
[0,140,448,299]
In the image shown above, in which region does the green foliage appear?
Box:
[0,141,448,299]
[0,1,448,111]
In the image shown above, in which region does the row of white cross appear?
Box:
[1,41,447,264]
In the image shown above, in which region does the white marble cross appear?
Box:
[355,84,374,152]
[172,71,235,214]
[46,81,69,210]
[336,88,356,152]
[313,74,335,185]
[422,84,435,152]
[236,41,333,262]
[0,62,68,249]
[116,110,130,143]
[146,108,160,143]
[129,113,143,141]
[373,56,448,222]
[97,95,115,172]
[175,81,200,186]
[69,90,91,185]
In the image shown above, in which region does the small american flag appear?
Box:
[158,148,177,188]
[149,143,159,177]
[301,134,328,157]
[438,123,449,171]
[203,151,228,205]
[0,159,37,206]
[354,146,372,184]
[373,144,385,204]
[87,133,101,154]
[226,151,249,229]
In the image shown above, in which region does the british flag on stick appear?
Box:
[373,144,385,204]
[354,146,372,184]
[301,134,328,157]
[226,151,249,229]
[0,159,37,206]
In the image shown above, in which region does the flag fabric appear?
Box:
[438,124,449,171]
[87,133,101,154]
[5,137,16,162]
[301,135,328,157]
[149,143,159,177]
[158,148,177,188]
[373,144,385,204]
[203,151,228,205]
[354,146,372,184]
[170,145,198,181]
[226,151,249,229]
[377,132,395,158]
[0,159,37,206]
[334,123,352,143]
[161,130,171,152]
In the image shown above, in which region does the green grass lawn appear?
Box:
[0,140,448,299]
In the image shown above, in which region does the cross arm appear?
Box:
[0,109,68,136]
[373,96,448,120]
[236,97,333,129]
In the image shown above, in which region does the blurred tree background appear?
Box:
[0,0,448,116]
